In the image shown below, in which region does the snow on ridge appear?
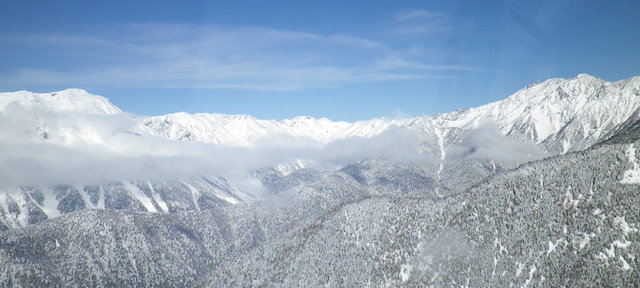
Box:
[0,88,122,115]
[140,110,416,146]
[430,74,640,150]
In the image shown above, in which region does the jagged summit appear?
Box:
[431,74,640,152]
[575,73,597,79]
[140,108,400,146]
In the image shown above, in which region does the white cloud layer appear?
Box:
[0,102,547,189]
[0,105,438,187]
[446,121,547,168]
[391,9,450,35]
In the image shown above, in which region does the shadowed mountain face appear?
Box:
[1,75,640,287]
[0,179,245,232]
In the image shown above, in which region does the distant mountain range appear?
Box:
[1,74,639,229]
[1,74,640,287]
[4,74,640,150]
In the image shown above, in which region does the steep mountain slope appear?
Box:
[437,74,640,153]
[0,178,244,231]
[1,116,639,287]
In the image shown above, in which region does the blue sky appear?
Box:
[1,0,639,121]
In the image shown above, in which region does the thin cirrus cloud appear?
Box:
[394,9,443,22]
[1,22,473,91]
[391,9,450,35]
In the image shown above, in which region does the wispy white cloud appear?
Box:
[1,23,473,91]
[391,9,450,35]
[446,121,547,168]
[390,24,448,35]
[373,57,478,72]
[395,9,443,22]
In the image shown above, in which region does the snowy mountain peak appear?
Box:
[575,73,597,79]
[508,74,607,103]
[615,76,640,90]
[0,88,122,115]
[422,74,640,154]
[140,111,384,146]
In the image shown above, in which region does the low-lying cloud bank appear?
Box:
[446,121,548,168]
[0,107,545,188]
[0,108,434,187]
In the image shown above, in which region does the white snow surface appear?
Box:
[139,112,406,147]
[620,144,640,184]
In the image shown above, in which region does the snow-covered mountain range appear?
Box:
[1,74,640,230]
[2,74,640,287]
[4,74,639,152]
[140,74,640,153]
